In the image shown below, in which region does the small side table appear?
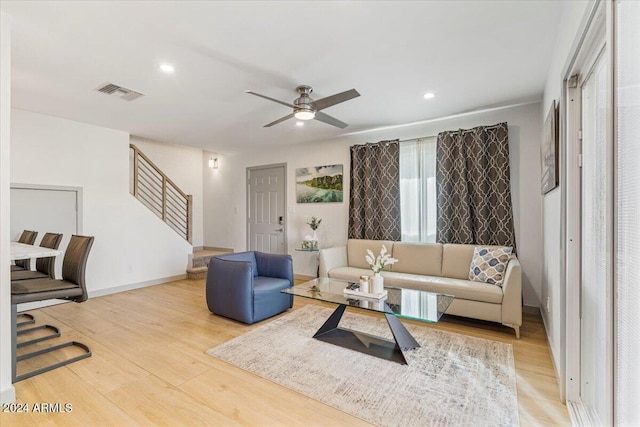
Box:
[295,248,320,277]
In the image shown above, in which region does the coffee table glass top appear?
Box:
[282,277,454,323]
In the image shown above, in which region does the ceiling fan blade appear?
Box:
[314,111,349,129]
[245,90,296,109]
[264,113,295,127]
[311,89,360,111]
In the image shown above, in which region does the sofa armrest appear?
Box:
[319,245,347,277]
[501,257,522,329]
[255,252,293,285]
[206,257,254,323]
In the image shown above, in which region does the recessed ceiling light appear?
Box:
[159,63,175,74]
[296,121,304,127]
[423,92,435,100]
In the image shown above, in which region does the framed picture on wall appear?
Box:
[296,164,343,203]
[541,100,559,194]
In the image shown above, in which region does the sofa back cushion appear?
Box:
[391,242,443,276]
[347,239,395,270]
[441,244,477,280]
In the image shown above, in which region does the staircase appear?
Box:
[187,248,233,279]
[130,143,192,243]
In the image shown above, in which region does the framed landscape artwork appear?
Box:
[541,100,559,194]
[296,164,343,203]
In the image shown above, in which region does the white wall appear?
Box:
[0,11,15,405]
[11,109,192,295]
[203,102,543,306]
[130,136,204,247]
[540,0,593,391]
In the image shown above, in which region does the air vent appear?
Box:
[95,82,144,102]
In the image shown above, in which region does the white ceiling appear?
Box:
[2,1,561,154]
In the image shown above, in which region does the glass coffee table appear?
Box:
[282,277,454,365]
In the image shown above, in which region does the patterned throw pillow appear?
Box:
[468,246,513,287]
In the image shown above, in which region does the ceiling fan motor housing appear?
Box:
[293,85,316,120]
[294,85,315,116]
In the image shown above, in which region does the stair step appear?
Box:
[187,249,233,280]
[186,266,208,280]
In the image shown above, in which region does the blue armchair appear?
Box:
[206,251,294,324]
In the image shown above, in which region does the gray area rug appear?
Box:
[207,305,519,427]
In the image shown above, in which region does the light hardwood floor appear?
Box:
[2,279,571,426]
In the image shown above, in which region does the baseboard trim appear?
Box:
[541,312,566,403]
[18,300,67,312]
[294,274,315,282]
[202,246,234,252]
[567,400,595,426]
[88,274,187,298]
[0,385,16,404]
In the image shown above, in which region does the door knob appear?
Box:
[275,228,283,232]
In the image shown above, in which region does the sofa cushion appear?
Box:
[327,266,373,283]
[468,246,513,287]
[347,239,395,270]
[328,267,503,304]
[441,244,477,280]
[391,242,442,276]
[381,271,504,304]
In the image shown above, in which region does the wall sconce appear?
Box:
[209,157,219,169]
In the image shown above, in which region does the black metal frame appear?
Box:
[17,324,60,348]
[12,305,92,383]
[16,313,35,327]
[312,303,420,365]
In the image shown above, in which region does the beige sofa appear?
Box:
[319,239,522,338]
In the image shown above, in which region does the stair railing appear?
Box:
[130,144,192,243]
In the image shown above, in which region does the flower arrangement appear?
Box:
[365,245,399,274]
[307,216,322,230]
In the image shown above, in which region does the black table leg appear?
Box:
[312,304,418,365]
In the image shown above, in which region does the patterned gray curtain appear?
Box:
[348,140,401,240]
[436,122,517,250]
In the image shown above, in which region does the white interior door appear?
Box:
[247,165,286,254]
[579,51,612,426]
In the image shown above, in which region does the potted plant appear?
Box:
[365,245,399,293]
[306,216,322,244]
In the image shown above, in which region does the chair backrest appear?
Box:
[61,235,94,302]
[35,233,64,279]
[15,230,39,269]
[18,229,38,244]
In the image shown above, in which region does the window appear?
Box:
[399,137,437,242]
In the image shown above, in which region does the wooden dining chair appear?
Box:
[11,232,63,281]
[11,235,94,382]
[11,230,38,272]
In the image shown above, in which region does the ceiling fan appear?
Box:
[245,85,360,129]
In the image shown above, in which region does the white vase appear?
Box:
[371,273,384,294]
[312,230,318,243]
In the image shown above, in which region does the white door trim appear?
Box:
[246,163,287,253]
[564,1,615,425]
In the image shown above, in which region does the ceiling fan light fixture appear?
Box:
[294,110,315,120]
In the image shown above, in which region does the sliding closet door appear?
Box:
[580,50,612,425]
[615,1,640,425]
